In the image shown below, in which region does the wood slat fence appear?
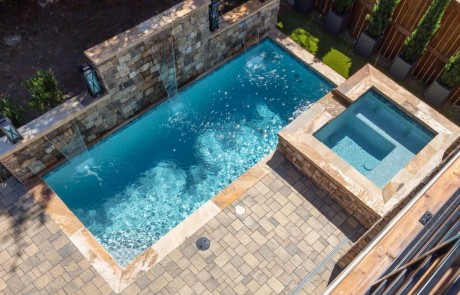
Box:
[313,0,460,105]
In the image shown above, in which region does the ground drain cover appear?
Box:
[196,237,210,251]
[235,205,246,215]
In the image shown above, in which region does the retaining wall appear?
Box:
[0,0,280,181]
[277,137,381,229]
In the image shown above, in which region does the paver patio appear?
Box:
[0,154,363,294]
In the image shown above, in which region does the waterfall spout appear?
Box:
[47,121,90,162]
[149,36,178,99]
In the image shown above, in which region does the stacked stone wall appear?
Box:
[1,0,280,181]
[277,137,381,229]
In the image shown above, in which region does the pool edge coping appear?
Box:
[22,29,345,293]
[26,150,282,293]
[269,29,346,87]
[278,65,460,226]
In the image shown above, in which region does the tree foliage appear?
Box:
[439,50,460,89]
[367,0,401,38]
[332,0,354,15]
[0,97,25,127]
[403,0,450,63]
[23,69,64,113]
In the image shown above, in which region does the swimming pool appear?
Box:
[314,90,434,188]
[43,39,332,266]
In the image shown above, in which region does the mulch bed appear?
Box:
[0,0,246,122]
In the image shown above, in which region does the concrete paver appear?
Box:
[0,158,361,294]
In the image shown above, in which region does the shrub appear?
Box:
[367,0,401,38]
[23,68,64,113]
[439,51,460,89]
[0,97,25,127]
[332,0,354,15]
[0,164,12,183]
[403,0,450,64]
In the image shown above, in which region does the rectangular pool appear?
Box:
[43,39,332,266]
[314,90,435,188]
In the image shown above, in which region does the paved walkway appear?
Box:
[0,157,362,294]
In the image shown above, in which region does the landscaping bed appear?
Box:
[276,1,459,126]
[0,0,246,123]
[276,1,367,78]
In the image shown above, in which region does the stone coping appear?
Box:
[0,0,350,290]
[217,0,278,32]
[0,0,285,164]
[27,150,280,293]
[0,92,92,160]
[0,29,343,164]
[278,65,460,217]
[269,29,345,86]
[7,25,349,293]
[84,0,211,66]
[18,30,347,291]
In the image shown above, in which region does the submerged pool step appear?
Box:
[355,113,400,147]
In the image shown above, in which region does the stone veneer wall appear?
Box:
[278,128,459,268]
[277,137,381,229]
[1,0,280,181]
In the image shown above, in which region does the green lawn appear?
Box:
[276,4,460,127]
[276,5,367,78]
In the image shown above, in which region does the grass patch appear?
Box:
[276,3,460,127]
[277,5,367,78]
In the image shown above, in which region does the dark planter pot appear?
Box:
[425,80,452,106]
[293,0,315,16]
[325,10,351,35]
[389,55,416,81]
[356,31,384,58]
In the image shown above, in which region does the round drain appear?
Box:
[363,160,375,171]
[329,134,340,144]
[235,205,246,215]
[196,237,210,251]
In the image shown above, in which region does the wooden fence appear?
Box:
[313,0,460,106]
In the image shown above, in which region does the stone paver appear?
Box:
[0,158,362,294]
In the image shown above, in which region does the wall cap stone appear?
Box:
[85,0,211,66]
[278,64,460,217]
[0,92,94,161]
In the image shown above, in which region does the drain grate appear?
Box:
[196,237,210,251]
[289,227,363,295]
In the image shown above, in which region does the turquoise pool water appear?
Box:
[314,90,434,188]
[43,39,332,266]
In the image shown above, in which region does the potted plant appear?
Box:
[325,0,355,35]
[356,0,401,57]
[293,0,315,16]
[389,0,450,81]
[425,51,460,106]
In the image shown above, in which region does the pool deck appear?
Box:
[0,153,364,294]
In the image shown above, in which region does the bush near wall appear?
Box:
[403,0,450,63]
[366,0,401,38]
[332,0,354,15]
[439,51,460,89]
[23,68,64,113]
[0,97,25,127]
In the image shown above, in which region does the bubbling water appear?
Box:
[75,158,103,182]
[43,40,333,266]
